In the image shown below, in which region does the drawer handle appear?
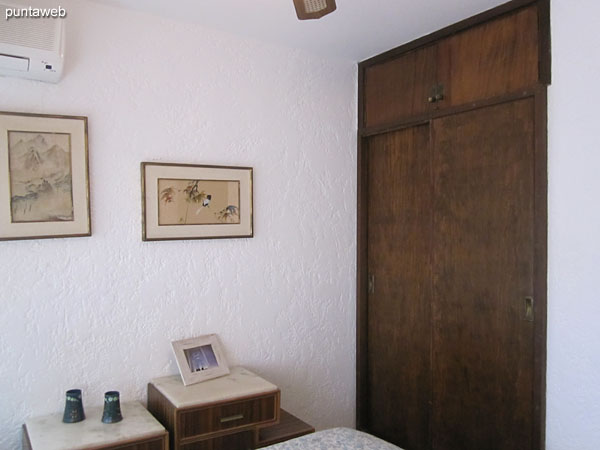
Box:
[220,414,244,423]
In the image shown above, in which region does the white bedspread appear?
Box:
[264,427,403,450]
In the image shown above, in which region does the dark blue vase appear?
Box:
[62,389,85,423]
[101,391,123,424]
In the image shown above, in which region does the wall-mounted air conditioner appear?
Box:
[0,3,65,83]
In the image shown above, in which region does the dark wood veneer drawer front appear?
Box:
[110,436,167,450]
[178,393,278,439]
[180,431,254,450]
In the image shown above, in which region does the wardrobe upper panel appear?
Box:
[363,44,438,128]
[438,5,539,108]
[360,3,542,129]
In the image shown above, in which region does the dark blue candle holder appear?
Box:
[62,389,85,423]
[101,391,123,424]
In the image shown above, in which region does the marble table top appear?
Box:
[151,366,279,408]
[25,401,165,450]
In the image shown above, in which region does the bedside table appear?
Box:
[255,409,315,448]
[148,367,280,450]
[22,402,168,450]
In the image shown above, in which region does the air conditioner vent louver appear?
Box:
[0,2,65,82]
[0,5,59,52]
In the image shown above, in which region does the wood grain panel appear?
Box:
[179,394,277,439]
[366,124,432,449]
[180,431,254,450]
[438,6,539,108]
[532,88,548,450]
[109,437,167,450]
[148,383,177,450]
[363,45,437,128]
[255,409,314,448]
[148,381,279,450]
[431,98,535,450]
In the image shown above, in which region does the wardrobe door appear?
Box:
[431,98,535,450]
[366,124,432,450]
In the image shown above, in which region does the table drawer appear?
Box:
[178,393,278,439]
[180,431,254,450]
[109,436,167,450]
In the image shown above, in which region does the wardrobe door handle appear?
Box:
[524,297,534,321]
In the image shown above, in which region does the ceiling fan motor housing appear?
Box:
[293,0,337,20]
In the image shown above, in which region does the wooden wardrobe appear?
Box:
[356,1,550,449]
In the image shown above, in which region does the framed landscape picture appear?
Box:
[0,111,91,241]
[141,162,253,241]
[171,334,230,385]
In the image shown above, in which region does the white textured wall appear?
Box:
[0,1,357,448]
[8,1,600,449]
[546,0,600,449]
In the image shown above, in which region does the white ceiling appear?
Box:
[90,0,508,61]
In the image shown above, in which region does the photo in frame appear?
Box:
[171,334,230,385]
[141,162,253,241]
[0,111,91,241]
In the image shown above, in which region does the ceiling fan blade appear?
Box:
[293,0,337,20]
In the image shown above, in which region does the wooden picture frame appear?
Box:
[141,162,253,241]
[0,111,91,241]
[171,334,230,386]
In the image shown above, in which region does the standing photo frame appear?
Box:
[0,111,91,241]
[171,334,230,386]
[141,162,253,241]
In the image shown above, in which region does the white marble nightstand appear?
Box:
[148,367,280,450]
[23,401,168,450]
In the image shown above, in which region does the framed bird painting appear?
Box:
[141,162,253,241]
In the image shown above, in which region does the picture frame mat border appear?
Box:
[0,111,91,241]
[141,162,253,241]
[171,333,230,386]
